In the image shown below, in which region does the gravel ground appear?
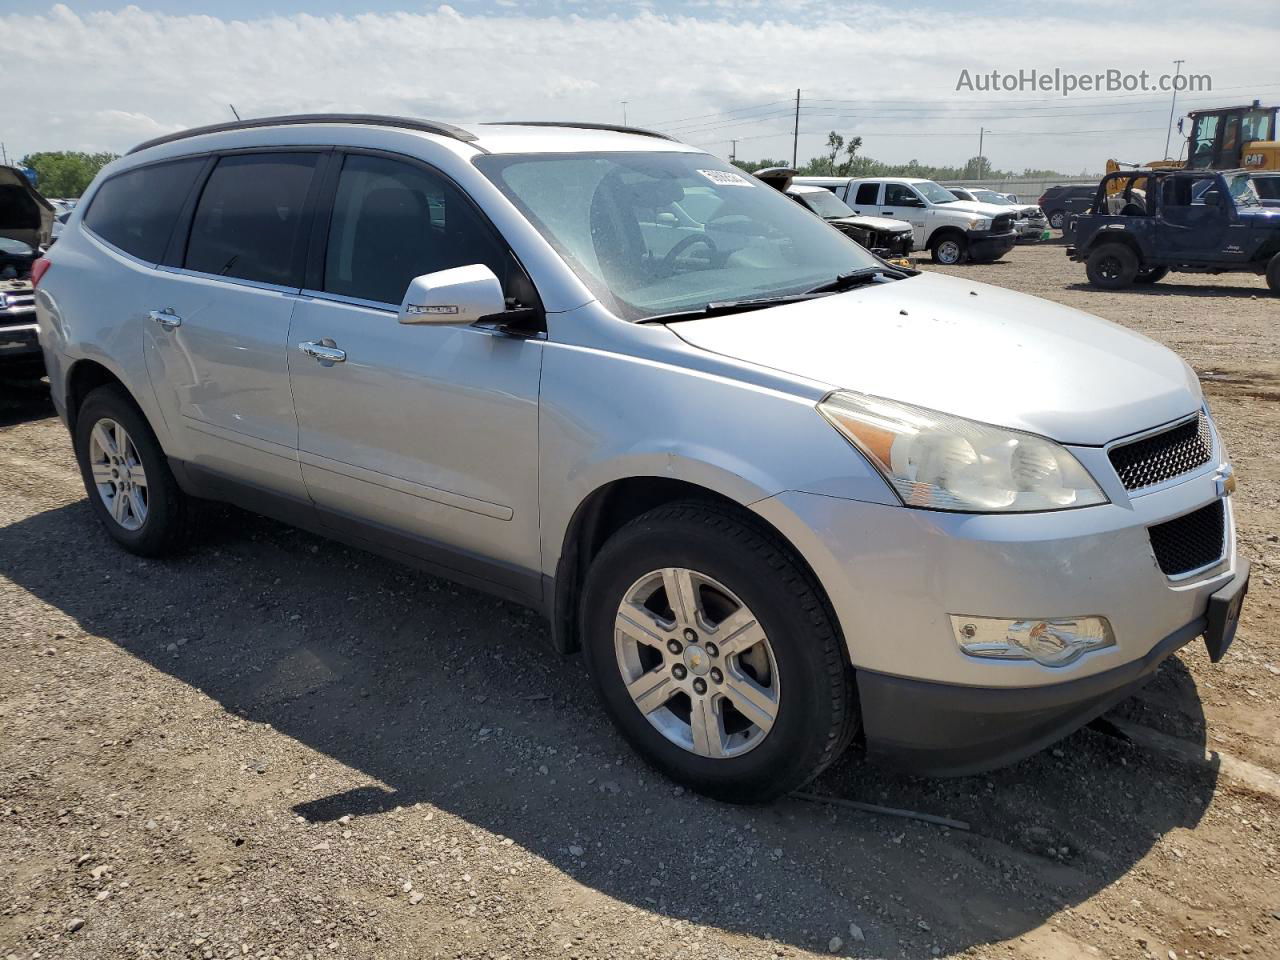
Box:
[1,242,1278,960]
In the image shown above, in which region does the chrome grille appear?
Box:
[1108,413,1212,491]
[1147,500,1225,577]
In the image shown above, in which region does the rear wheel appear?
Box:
[580,502,856,803]
[1267,253,1280,294]
[1086,243,1139,289]
[73,385,196,556]
[930,233,967,265]
[1048,209,1067,229]
[1135,266,1170,284]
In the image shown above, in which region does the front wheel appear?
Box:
[931,233,967,265]
[580,502,857,803]
[1267,253,1280,294]
[1085,243,1139,289]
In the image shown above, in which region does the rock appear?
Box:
[918,920,931,932]
[568,845,585,857]
[409,892,424,905]
[66,918,85,932]
[848,922,865,942]
[827,935,843,953]
[144,819,158,831]
[600,780,621,795]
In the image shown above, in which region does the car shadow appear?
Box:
[0,375,54,428]
[0,501,1218,957]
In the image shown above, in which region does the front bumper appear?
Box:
[751,450,1241,772]
[858,563,1246,775]
[965,228,1017,260]
[0,321,42,368]
[1015,219,1049,240]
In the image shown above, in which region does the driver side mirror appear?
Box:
[399,264,506,326]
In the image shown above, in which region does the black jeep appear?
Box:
[1067,169,1280,294]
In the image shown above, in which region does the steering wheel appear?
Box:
[659,234,719,277]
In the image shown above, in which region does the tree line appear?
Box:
[15,151,119,198]
[735,130,1075,181]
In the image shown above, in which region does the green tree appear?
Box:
[18,151,118,198]
[823,131,845,174]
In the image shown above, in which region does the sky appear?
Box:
[2,1,1278,175]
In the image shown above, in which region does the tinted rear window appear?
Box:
[185,153,317,286]
[854,183,879,205]
[83,159,204,262]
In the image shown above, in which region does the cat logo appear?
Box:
[1244,153,1265,167]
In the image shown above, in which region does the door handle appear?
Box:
[148,308,182,329]
[299,339,346,365]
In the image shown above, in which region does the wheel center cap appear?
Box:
[683,644,711,677]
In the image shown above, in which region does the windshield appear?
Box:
[794,189,857,220]
[476,152,880,321]
[1227,173,1262,208]
[915,180,960,204]
[973,190,1013,205]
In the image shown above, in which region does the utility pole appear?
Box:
[1164,60,1185,160]
[729,139,738,163]
[978,127,986,178]
[621,101,629,126]
[0,143,7,166]
[792,89,800,168]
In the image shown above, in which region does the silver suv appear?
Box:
[34,115,1249,802]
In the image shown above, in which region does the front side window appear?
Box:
[323,154,507,305]
[185,153,317,286]
[83,158,204,262]
[475,151,879,321]
[884,183,922,206]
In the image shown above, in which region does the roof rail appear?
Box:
[483,121,679,142]
[127,114,479,155]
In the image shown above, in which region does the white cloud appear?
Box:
[1,2,1276,174]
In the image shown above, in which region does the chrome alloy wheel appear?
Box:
[88,417,148,531]
[935,238,963,264]
[613,567,780,759]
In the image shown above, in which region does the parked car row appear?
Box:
[0,165,54,378]
[31,114,1248,800]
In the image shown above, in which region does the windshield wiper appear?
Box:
[804,267,905,294]
[638,293,822,324]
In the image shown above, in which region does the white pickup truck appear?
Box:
[793,175,1018,265]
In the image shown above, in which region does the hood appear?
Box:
[830,214,912,233]
[0,166,55,251]
[669,272,1201,445]
[1012,204,1044,218]
[938,199,1010,218]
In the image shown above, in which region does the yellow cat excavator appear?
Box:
[1107,100,1279,177]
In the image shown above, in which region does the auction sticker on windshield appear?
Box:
[698,169,753,187]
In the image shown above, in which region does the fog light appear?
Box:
[950,615,1114,667]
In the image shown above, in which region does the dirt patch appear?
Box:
[1,243,1278,960]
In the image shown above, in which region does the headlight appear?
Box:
[817,390,1108,512]
[951,615,1115,666]
[967,217,990,230]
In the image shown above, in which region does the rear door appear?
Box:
[144,151,325,499]
[286,150,544,601]
[847,181,881,215]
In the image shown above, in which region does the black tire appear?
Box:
[930,232,967,265]
[1048,209,1067,230]
[1135,266,1170,284]
[580,501,857,803]
[1085,243,1139,289]
[1268,253,1280,295]
[73,384,196,556]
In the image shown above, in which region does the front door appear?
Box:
[878,183,928,247]
[145,152,323,499]
[287,152,543,600]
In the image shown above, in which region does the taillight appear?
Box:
[31,257,51,288]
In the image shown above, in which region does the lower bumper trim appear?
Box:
[857,615,1209,777]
